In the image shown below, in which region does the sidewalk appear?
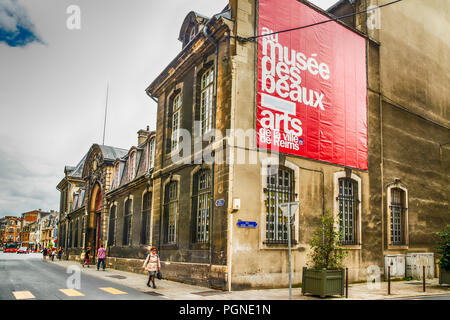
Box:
[47,259,449,300]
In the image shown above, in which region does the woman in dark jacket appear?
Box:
[83,247,91,268]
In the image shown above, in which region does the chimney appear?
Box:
[137,127,151,145]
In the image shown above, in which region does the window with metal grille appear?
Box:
[171,94,182,152]
[390,188,406,245]
[193,170,211,243]
[200,68,214,135]
[108,205,116,246]
[164,182,178,244]
[338,178,359,245]
[123,199,132,246]
[140,192,152,245]
[264,166,296,244]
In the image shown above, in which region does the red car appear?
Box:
[4,243,19,253]
[17,247,30,254]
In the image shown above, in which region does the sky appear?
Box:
[0,0,338,218]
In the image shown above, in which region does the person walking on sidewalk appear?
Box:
[51,248,56,261]
[57,247,63,261]
[97,243,107,271]
[42,247,47,260]
[83,247,91,268]
[142,247,161,289]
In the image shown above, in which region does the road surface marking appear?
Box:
[99,287,127,295]
[59,289,85,297]
[13,291,35,300]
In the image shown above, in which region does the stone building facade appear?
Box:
[57,128,156,271]
[0,216,22,244]
[57,0,448,290]
[20,210,39,248]
[144,0,449,290]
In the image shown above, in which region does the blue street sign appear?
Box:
[237,221,258,228]
[215,199,226,207]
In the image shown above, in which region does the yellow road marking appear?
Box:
[13,291,35,300]
[59,289,85,297]
[99,287,127,295]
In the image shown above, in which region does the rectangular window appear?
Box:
[108,206,116,246]
[194,171,211,243]
[164,182,178,244]
[171,94,182,152]
[390,188,406,245]
[123,199,132,246]
[338,178,358,245]
[140,193,152,245]
[149,139,155,169]
[200,68,214,135]
[264,166,295,244]
[74,220,79,248]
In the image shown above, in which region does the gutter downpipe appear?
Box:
[203,22,219,287]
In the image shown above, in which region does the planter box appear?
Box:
[439,268,450,285]
[302,267,345,298]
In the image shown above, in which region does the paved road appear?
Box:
[391,294,450,300]
[0,252,166,300]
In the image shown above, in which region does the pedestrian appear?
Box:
[83,247,90,268]
[57,247,63,261]
[97,243,107,271]
[142,247,161,289]
[42,247,47,260]
[51,248,56,261]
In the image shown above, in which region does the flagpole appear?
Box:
[102,83,109,146]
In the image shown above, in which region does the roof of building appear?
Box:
[98,145,129,162]
[327,0,355,13]
[68,153,87,179]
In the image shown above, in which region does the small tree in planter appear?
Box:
[302,212,348,298]
[437,225,450,285]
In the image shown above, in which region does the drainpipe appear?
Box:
[203,23,219,285]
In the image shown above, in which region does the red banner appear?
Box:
[257,0,368,170]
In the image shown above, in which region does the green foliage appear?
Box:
[436,225,450,271]
[307,211,348,270]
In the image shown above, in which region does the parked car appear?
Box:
[17,247,30,254]
[4,243,19,253]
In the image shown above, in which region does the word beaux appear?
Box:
[260,27,329,111]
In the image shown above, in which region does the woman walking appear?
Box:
[83,247,91,268]
[142,247,161,289]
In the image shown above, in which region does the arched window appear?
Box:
[264,166,295,244]
[113,163,120,188]
[389,187,408,246]
[338,178,359,245]
[140,192,152,245]
[129,152,137,181]
[123,199,132,246]
[108,205,116,246]
[200,67,214,135]
[164,181,178,244]
[193,170,211,243]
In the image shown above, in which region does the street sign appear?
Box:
[278,201,299,300]
[215,199,226,207]
[237,221,258,228]
[280,202,299,219]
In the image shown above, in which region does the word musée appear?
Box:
[260,27,329,110]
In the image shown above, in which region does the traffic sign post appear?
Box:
[279,201,299,300]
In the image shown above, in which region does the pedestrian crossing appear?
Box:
[11,287,128,299]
